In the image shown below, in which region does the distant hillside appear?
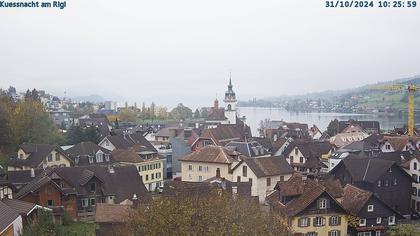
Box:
[239,75,420,106]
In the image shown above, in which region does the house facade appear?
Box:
[231,156,294,203]
[341,184,404,236]
[179,146,241,182]
[401,155,420,212]
[267,175,348,236]
[7,144,72,171]
[330,157,413,216]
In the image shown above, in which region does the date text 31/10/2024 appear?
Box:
[325,0,417,7]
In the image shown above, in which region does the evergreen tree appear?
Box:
[326,119,339,136]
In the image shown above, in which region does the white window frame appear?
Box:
[367,205,374,212]
[330,216,339,225]
[315,217,324,227]
[299,217,309,227]
[359,218,366,226]
[319,199,327,209]
[329,231,338,236]
[375,231,381,236]
[376,217,381,224]
[388,216,395,225]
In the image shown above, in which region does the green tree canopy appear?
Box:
[169,103,192,120]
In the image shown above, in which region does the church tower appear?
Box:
[224,74,237,124]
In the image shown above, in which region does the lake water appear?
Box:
[238,107,413,136]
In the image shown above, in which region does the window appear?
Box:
[414,162,418,170]
[188,165,193,171]
[367,205,374,212]
[300,157,304,163]
[384,180,389,187]
[90,198,95,206]
[375,231,381,236]
[198,166,202,172]
[377,180,381,187]
[298,217,309,227]
[55,153,60,161]
[105,154,110,162]
[75,156,79,164]
[413,174,418,182]
[388,167,392,173]
[393,178,397,185]
[205,166,209,172]
[329,231,339,236]
[266,177,271,186]
[47,200,53,206]
[314,217,324,227]
[386,144,391,150]
[359,219,366,226]
[151,173,155,179]
[19,153,23,159]
[242,166,247,177]
[188,174,192,180]
[330,216,340,226]
[138,166,141,172]
[413,187,417,196]
[318,199,327,209]
[306,233,317,236]
[145,175,149,181]
[237,176,241,182]
[198,176,203,181]
[89,156,93,164]
[216,168,220,177]
[82,199,88,207]
[388,216,395,225]
[249,178,253,184]
[376,217,381,224]
[295,148,299,155]
[105,140,109,146]
[96,152,103,163]
[358,233,371,236]
[290,156,294,163]
[90,183,96,192]
[48,154,52,162]
[280,176,284,181]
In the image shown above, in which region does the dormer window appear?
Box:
[90,182,96,192]
[105,140,109,146]
[318,198,328,209]
[96,152,103,163]
[386,144,391,150]
[19,154,23,159]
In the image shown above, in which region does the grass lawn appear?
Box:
[55,222,95,236]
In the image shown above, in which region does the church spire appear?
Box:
[229,72,232,89]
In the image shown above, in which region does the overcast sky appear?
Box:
[0,0,419,108]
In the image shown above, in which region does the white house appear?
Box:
[231,156,294,204]
[401,156,420,212]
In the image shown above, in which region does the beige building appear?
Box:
[231,156,294,203]
[112,148,164,191]
[7,143,72,171]
[267,174,349,236]
[179,146,242,182]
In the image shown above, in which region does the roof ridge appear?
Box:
[362,159,371,181]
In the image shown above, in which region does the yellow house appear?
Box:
[112,148,164,191]
[266,174,349,236]
[179,146,241,182]
[7,143,72,171]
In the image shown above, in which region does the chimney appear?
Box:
[216,168,221,178]
[132,194,140,209]
[30,168,35,178]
